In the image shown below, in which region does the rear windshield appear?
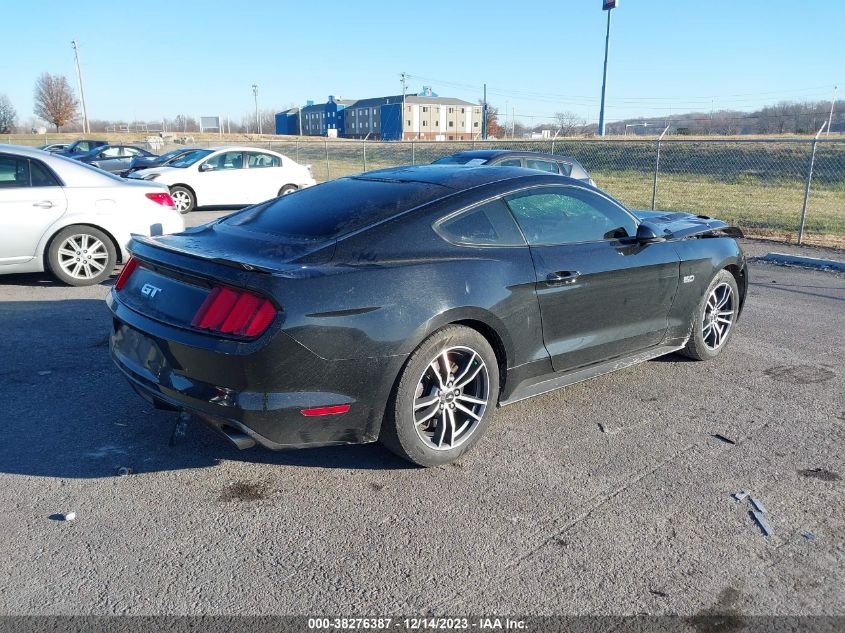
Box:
[432,155,488,165]
[224,177,449,239]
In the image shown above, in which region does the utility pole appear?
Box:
[597,1,618,137]
[400,72,407,140]
[827,85,837,137]
[512,107,516,139]
[71,40,89,134]
[482,83,487,140]
[252,84,260,135]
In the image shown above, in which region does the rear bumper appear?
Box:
[107,292,399,450]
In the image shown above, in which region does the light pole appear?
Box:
[597,1,618,137]
[827,85,837,137]
[252,84,260,135]
[71,40,90,134]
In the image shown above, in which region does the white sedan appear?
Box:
[128,146,316,213]
[0,145,184,286]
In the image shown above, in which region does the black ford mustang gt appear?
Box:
[108,165,747,467]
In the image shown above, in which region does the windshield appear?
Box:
[160,149,188,162]
[168,149,212,168]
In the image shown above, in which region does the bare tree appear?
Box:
[0,94,16,133]
[553,111,586,137]
[33,73,78,132]
[260,109,277,135]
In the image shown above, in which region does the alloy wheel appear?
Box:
[702,282,735,350]
[171,190,191,212]
[57,234,109,281]
[412,346,489,451]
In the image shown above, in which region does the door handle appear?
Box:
[546,270,581,285]
[33,201,54,209]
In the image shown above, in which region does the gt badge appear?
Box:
[141,283,162,298]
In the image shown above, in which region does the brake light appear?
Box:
[145,192,175,207]
[115,257,139,290]
[300,404,351,417]
[191,285,277,337]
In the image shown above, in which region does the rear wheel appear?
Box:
[169,186,195,214]
[47,225,116,286]
[680,269,739,360]
[380,325,499,467]
[278,184,298,196]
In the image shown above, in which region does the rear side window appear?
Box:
[0,157,59,188]
[29,160,60,187]
[225,177,449,239]
[525,159,560,174]
[436,198,525,246]
[247,152,281,168]
[557,162,573,177]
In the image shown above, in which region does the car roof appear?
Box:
[207,146,283,155]
[442,149,581,162]
[354,164,574,190]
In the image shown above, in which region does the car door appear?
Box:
[0,155,67,265]
[244,152,284,202]
[196,151,246,206]
[504,185,680,373]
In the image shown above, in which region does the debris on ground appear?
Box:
[731,491,772,537]
[802,531,816,542]
[712,433,736,445]
[750,511,772,537]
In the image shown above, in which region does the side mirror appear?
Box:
[199,163,213,172]
[636,222,664,243]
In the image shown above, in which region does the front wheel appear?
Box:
[380,325,499,467]
[169,186,195,214]
[680,269,739,360]
[47,225,117,286]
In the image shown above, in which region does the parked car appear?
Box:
[0,145,184,286]
[127,146,317,213]
[108,164,747,466]
[37,143,69,153]
[73,144,157,174]
[55,139,108,157]
[122,147,199,176]
[433,150,595,185]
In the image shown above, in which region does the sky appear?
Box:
[2,0,842,129]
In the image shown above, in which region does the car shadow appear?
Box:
[0,298,411,479]
[0,272,116,288]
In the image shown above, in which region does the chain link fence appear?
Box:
[5,135,844,248]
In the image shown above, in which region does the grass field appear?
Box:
[3,134,843,248]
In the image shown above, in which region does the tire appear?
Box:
[680,269,739,361]
[278,184,298,196]
[47,225,117,287]
[169,186,195,214]
[380,325,500,467]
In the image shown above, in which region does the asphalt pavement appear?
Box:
[0,226,842,617]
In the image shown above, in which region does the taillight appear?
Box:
[145,192,175,207]
[191,286,277,337]
[115,257,139,290]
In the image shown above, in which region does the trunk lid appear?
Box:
[117,221,333,336]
